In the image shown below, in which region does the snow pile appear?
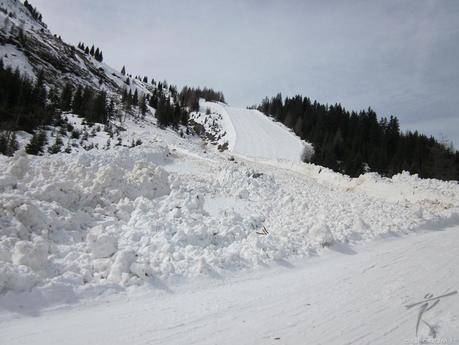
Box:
[1,141,458,308]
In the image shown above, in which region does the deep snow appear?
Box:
[1,107,458,313]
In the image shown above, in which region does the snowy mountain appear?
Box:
[0,0,151,95]
[1,1,459,344]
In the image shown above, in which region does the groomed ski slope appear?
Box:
[200,101,311,161]
[1,226,458,345]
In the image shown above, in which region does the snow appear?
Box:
[192,101,313,161]
[0,124,458,313]
[1,225,458,345]
[0,44,36,79]
[0,0,47,33]
[1,1,459,340]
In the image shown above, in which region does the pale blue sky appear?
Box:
[34,0,459,146]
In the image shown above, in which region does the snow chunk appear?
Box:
[87,226,118,259]
[108,250,136,285]
[309,223,335,247]
[0,263,38,293]
[12,240,48,271]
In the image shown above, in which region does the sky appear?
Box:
[34,0,459,146]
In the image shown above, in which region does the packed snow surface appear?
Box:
[1,226,458,344]
[193,101,312,161]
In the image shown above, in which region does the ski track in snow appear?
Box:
[1,226,458,345]
[195,101,312,161]
[227,106,305,161]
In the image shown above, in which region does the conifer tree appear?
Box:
[60,82,73,111]
[26,130,47,155]
[93,91,108,123]
[132,89,139,107]
[72,85,84,114]
[48,135,63,154]
[140,95,147,116]
[0,131,18,156]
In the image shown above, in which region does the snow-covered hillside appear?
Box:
[191,101,313,161]
[0,0,156,99]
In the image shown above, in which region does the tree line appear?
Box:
[120,84,188,129]
[258,94,459,181]
[0,60,112,155]
[61,82,112,124]
[0,61,51,154]
[179,86,225,111]
[24,0,43,23]
[77,43,103,62]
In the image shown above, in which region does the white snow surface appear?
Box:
[0,111,458,314]
[0,44,36,79]
[0,107,458,343]
[192,101,313,161]
[1,226,458,345]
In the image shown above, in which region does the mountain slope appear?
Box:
[0,0,155,99]
[192,101,313,161]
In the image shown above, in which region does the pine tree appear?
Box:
[121,66,126,76]
[90,45,95,56]
[72,85,84,114]
[132,89,139,107]
[140,95,147,115]
[26,130,47,155]
[93,92,108,123]
[32,70,47,108]
[0,131,18,156]
[48,135,63,154]
[60,82,73,111]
